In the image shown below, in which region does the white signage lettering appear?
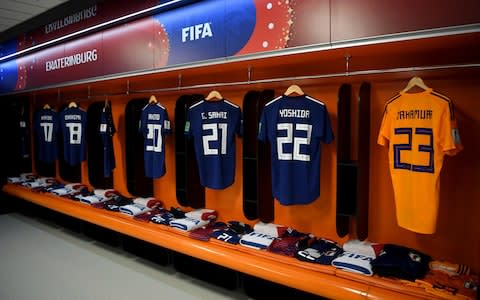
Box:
[45,49,98,72]
[182,22,213,42]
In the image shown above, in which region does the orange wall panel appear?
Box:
[20,64,480,274]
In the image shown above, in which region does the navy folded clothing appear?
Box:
[227,221,253,235]
[102,195,133,211]
[210,228,243,245]
[151,212,175,225]
[371,243,431,281]
[296,238,343,265]
[169,207,185,219]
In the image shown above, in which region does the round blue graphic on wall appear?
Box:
[155,0,255,65]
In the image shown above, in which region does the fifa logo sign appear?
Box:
[181,22,213,42]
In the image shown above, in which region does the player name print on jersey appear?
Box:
[258,94,334,205]
[34,107,59,163]
[139,102,171,179]
[185,99,242,189]
[377,87,463,234]
[59,106,87,166]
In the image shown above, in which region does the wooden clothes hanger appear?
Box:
[284,84,305,96]
[68,101,78,108]
[205,90,223,101]
[43,104,51,109]
[149,95,158,104]
[401,76,430,93]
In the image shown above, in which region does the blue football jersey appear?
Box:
[258,95,334,205]
[18,111,30,159]
[99,106,116,177]
[185,99,242,189]
[139,103,171,178]
[33,108,59,163]
[59,107,87,166]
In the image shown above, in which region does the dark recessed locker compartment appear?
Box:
[83,222,122,248]
[125,98,153,197]
[122,236,170,266]
[53,213,84,234]
[242,90,261,220]
[242,89,274,222]
[242,274,326,300]
[0,97,32,181]
[172,252,238,290]
[174,94,205,208]
[87,101,114,189]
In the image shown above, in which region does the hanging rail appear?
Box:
[126,62,480,95]
[3,62,479,98]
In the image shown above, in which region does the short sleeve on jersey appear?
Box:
[139,103,171,178]
[185,99,242,189]
[257,95,334,205]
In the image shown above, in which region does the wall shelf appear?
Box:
[2,183,455,300]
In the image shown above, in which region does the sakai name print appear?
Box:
[258,94,334,205]
[201,111,228,119]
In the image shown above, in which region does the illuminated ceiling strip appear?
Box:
[0,0,185,62]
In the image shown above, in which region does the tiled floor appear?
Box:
[0,213,249,300]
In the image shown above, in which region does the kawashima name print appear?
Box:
[59,106,87,166]
[185,99,242,189]
[139,103,171,178]
[258,95,334,205]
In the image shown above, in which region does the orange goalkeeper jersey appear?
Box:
[377,88,462,234]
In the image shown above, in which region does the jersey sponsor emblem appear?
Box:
[408,252,422,262]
